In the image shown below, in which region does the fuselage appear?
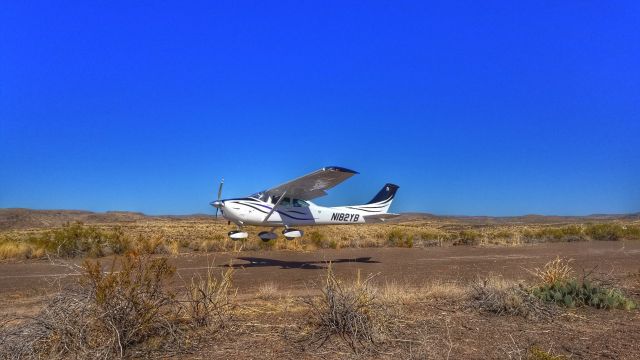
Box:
[219,196,390,227]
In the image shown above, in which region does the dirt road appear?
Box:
[1,241,639,295]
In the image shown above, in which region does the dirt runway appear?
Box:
[1,241,639,296]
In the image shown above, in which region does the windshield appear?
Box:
[250,191,267,201]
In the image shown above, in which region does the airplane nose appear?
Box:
[210,200,224,208]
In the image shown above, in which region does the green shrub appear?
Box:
[387,228,413,248]
[623,225,640,240]
[105,226,131,255]
[308,230,328,248]
[529,346,568,360]
[453,230,481,246]
[585,223,624,241]
[532,279,636,310]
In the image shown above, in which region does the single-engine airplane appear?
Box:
[210,166,399,241]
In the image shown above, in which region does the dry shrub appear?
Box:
[135,234,164,254]
[530,257,573,285]
[255,282,279,300]
[528,345,568,360]
[295,267,394,354]
[468,277,555,320]
[421,280,466,300]
[0,254,236,359]
[380,280,465,304]
[0,242,43,260]
[184,266,235,329]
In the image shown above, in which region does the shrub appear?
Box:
[585,223,624,241]
[532,279,636,310]
[308,230,327,248]
[105,226,131,255]
[529,346,568,360]
[0,254,237,359]
[296,267,393,353]
[255,282,279,300]
[468,277,555,319]
[530,257,574,285]
[184,265,235,329]
[387,228,413,248]
[453,230,481,246]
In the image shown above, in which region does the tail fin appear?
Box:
[367,183,399,205]
[343,183,399,216]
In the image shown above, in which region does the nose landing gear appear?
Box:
[258,231,278,242]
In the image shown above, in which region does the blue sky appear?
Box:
[1,1,639,216]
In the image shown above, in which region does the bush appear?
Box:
[184,266,235,329]
[0,254,237,359]
[309,230,328,248]
[387,228,413,248]
[105,226,131,255]
[529,257,636,310]
[585,223,624,241]
[468,277,555,319]
[524,226,585,243]
[530,257,573,285]
[296,267,393,353]
[529,346,568,360]
[532,279,636,310]
[453,230,481,246]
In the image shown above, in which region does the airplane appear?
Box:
[210,166,399,241]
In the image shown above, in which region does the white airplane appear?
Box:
[210,166,399,241]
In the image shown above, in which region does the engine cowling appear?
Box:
[282,229,303,240]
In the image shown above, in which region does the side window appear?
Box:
[279,197,291,207]
[293,199,309,207]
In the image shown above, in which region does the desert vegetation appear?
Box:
[0,253,235,359]
[1,216,640,261]
[0,254,638,359]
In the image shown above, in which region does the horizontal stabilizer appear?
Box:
[363,213,400,223]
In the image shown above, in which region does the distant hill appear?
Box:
[0,208,637,231]
[394,212,640,225]
[0,208,216,230]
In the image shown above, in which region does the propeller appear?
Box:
[210,178,224,218]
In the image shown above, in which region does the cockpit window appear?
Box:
[292,199,309,207]
[278,197,291,207]
[250,191,266,201]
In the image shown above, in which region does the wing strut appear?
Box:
[263,191,287,223]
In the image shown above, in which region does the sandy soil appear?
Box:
[1,241,639,359]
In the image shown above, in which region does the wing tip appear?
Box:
[323,166,359,174]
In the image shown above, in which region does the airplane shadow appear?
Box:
[221,256,380,270]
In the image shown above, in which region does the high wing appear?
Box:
[263,166,358,200]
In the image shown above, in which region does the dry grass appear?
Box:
[0,242,44,260]
[0,253,238,359]
[255,282,280,300]
[529,257,574,285]
[184,265,236,329]
[1,219,639,261]
[380,280,465,304]
[294,267,394,354]
[468,276,556,320]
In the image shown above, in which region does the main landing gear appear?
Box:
[227,227,304,241]
[228,230,248,240]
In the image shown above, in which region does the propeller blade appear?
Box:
[217,178,224,201]
[215,208,219,218]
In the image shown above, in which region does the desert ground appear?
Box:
[1,209,639,359]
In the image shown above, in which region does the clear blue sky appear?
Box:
[1,1,639,216]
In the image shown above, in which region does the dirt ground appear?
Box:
[1,241,639,359]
